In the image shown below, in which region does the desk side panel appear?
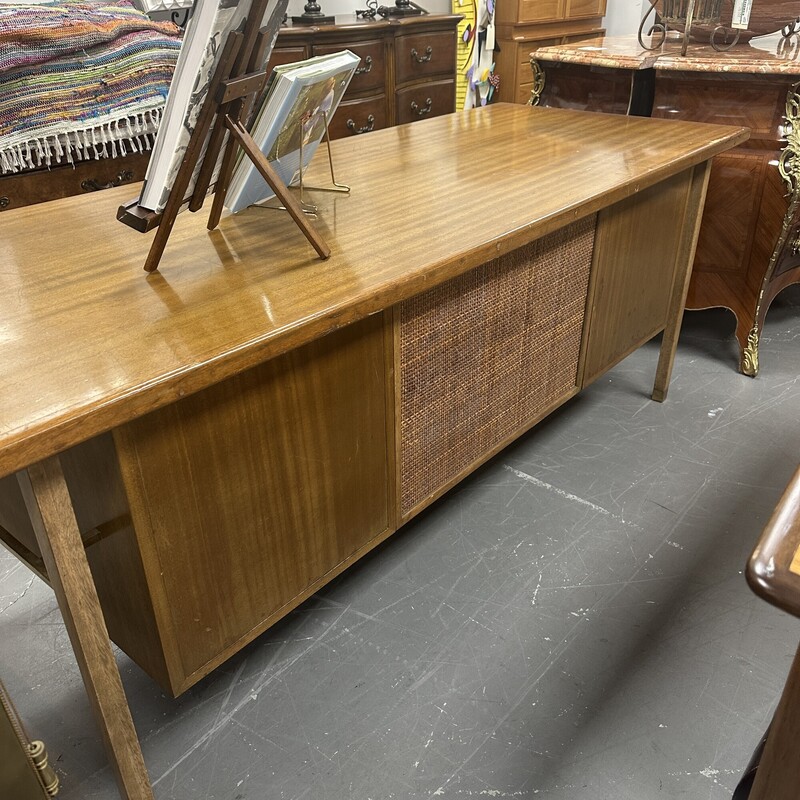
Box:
[114,314,389,692]
[398,217,596,520]
[581,168,694,385]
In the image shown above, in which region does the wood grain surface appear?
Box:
[582,168,693,384]
[17,457,153,800]
[112,315,389,693]
[0,104,747,481]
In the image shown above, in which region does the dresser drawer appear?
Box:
[510,0,564,22]
[565,0,606,18]
[395,31,457,84]
[266,45,307,74]
[395,79,455,125]
[0,152,149,211]
[313,39,385,94]
[653,72,789,143]
[328,95,388,138]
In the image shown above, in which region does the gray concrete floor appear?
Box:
[2,289,800,800]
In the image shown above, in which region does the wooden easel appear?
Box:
[117,0,330,273]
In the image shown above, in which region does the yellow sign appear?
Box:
[453,0,476,111]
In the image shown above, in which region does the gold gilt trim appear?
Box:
[528,59,545,107]
[741,326,760,377]
[779,82,800,195]
[771,82,800,284]
[743,79,800,373]
[29,740,60,796]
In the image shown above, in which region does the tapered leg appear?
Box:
[17,456,154,800]
[653,159,713,402]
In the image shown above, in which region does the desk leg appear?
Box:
[653,160,713,402]
[17,456,154,800]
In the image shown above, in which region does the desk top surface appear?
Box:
[0,104,746,479]
[535,33,800,74]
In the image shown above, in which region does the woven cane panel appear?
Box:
[399,216,596,516]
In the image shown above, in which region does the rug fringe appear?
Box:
[0,109,162,174]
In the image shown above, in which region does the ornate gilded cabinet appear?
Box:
[531,36,800,376]
[268,15,461,139]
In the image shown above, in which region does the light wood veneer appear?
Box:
[0,104,745,797]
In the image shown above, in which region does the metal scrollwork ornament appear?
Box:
[355,0,379,19]
[528,59,545,107]
[170,7,192,27]
[783,16,800,38]
[779,82,800,196]
[638,0,739,55]
[741,327,760,377]
[638,1,668,50]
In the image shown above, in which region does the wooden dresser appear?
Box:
[532,35,800,376]
[0,151,151,214]
[494,0,606,104]
[268,14,461,139]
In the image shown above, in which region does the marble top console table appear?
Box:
[532,34,800,376]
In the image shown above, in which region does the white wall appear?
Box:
[152,0,641,37]
[602,0,647,36]
[285,0,646,34]
[157,0,636,33]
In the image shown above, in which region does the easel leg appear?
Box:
[225,116,331,259]
[652,160,712,402]
[17,456,153,800]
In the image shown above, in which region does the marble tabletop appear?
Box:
[534,33,800,75]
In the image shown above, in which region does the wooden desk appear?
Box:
[532,34,800,376]
[0,105,745,799]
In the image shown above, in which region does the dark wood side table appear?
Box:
[531,35,800,376]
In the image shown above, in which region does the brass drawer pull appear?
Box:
[410,98,432,117]
[0,196,9,209]
[81,170,134,192]
[410,46,433,63]
[354,55,373,75]
[347,114,375,134]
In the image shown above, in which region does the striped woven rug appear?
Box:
[0,0,182,173]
